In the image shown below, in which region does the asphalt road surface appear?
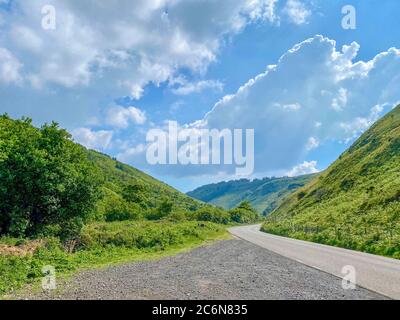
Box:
[230,224,400,299]
[20,238,386,300]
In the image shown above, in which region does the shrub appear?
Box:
[105,201,141,222]
[121,182,149,208]
[0,116,101,239]
[229,201,260,224]
[145,199,174,220]
[194,207,230,225]
[79,221,224,250]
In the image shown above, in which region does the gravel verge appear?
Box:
[20,239,386,300]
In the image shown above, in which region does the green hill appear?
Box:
[187,174,316,215]
[87,150,201,212]
[0,115,260,295]
[262,105,400,258]
[0,114,206,236]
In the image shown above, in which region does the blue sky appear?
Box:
[0,0,399,191]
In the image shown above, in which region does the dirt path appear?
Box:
[21,239,385,300]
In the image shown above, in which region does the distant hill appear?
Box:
[262,105,400,259]
[187,174,316,215]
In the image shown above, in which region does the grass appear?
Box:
[262,105,400,259]
[0,220,230,297]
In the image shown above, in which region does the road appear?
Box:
[18,239,384,300]
[229,224,400,299]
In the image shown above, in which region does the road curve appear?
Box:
[229,224,400,299]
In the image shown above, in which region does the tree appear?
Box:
[229,201,260,224]
[0,115,102,239]
[194,206,230,225]
[146,199,174,220]
[121,182,148,208]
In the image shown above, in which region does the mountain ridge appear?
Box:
[187,174,316,215]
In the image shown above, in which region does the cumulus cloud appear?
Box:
[72,128,113,151]
[0,0,281,98]
[287,161,319,177]
[106,106,146,129]
[126,36,400,178]
[171,79,223,95]
[284,0,311,25]
[306,137,319,151]
[196,36,400,174]
[0,48,22,84]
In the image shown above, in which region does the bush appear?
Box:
[229,201,260,224]
[167,209,187,222]
[105,201,141,222]
[194,207,230,225]
[121,182,149,208]
[79,221,224,250]
[0,116,102,239]
[145,199,174,220]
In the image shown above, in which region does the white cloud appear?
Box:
[106,106,146,129]
[0,48,22,84]
[274,102,302,110]
[338,104,385,143]
[284,0,311,25]
[10,26,43,52]
[0,0,281,98]
[193,36,400,174]
[242,0,279,23]
[72,128,113,151]
[171,79,223,95]
[118,144,146,160]
[331,88,348,111]
[287,161,319,177]
[134,36,400,178]
[306,137,319,151]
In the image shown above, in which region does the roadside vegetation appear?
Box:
[0,114,260,295]
[262,105,400,259]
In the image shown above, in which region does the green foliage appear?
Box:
[80,220,223,250]
[193,201,260,225]
[0,115,101,239]
[88,150,201,213]
[145,199,174,220]
[104,201,141,222]
[194,206,231,224]
[187,174,316,215]
[262,105,400,259]
[121,182,149,208]
[0,115,206,234]
[229,201,260,224]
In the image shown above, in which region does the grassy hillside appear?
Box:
[87,150,201,212]
[262,105,400,259]
[188,175,316,215]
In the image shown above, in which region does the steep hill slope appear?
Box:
[188,175,315,215]
[88,150,200,212]
[262,105,400,258]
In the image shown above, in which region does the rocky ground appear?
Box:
[19,239,385,300]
